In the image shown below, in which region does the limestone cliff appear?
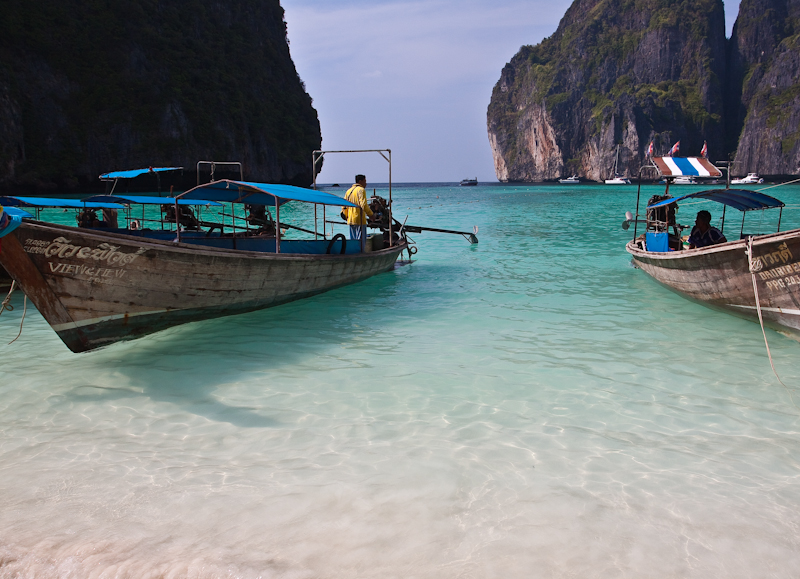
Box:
[0,0,321,191]
[729,0,800,175]
[487,0,727,182]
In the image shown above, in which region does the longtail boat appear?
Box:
[0,180,407,352]
[624,156,800,338]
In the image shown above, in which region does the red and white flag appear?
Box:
[700,141,708,158]
[647,141,654,157]
[668,141,680,156]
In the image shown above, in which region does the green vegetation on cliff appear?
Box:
[487,0,728,181]
[500,0,722,137]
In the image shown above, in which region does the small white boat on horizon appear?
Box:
[731,173,764,184]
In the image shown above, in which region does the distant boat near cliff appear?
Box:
[559,175,580,184]
[731,173,764,185]
[605,146,631,184]
[460,178,478,186]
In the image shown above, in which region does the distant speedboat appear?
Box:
[672,175,697,184]
[731,173,764,184]
[559,175,580,184]
[460,178,478,186]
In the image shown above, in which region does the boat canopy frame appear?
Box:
[100,166,184,195]
[630,158,784,243]
[178,179,359,253]
[311,149,394,247]
[197,161,243,185]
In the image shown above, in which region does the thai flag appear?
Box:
[700,141,708,158]
[647,141,654,157]
[669,141,680,156]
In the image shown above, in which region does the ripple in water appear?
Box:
[1,183,800,577]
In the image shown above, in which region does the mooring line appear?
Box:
[0,280,15,316]
[757,177,800,192]
[747,237,798,408]
[8,294,26,345]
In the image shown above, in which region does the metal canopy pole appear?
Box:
[275,195,281,254]
[196,161,243,185]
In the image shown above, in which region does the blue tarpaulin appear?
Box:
[0,196,125,209]
[645,231,670,252]
[0,206,31,238]
[99,167,183,180]
[647,189,784,212]
[178,180,358,208]
[83,195,222,207]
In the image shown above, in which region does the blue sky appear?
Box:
[282,0,742,184]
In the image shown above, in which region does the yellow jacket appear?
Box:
[344,184,373,225]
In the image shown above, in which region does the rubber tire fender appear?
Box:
[326,233,347,254]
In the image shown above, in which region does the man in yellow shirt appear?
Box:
[344,174,374,251]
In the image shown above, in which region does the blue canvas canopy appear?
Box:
[99,167,183,180]
[1,206,33,218]
[0,196,125,209]
[647,189,784,212]
[178,179,358,208]
[83,194,222,207]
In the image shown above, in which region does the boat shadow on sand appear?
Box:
[2,269,408,428]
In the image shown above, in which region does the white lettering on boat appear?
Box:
[757,261,800,281]
[752,242,793,272]
[753,255,800,292]
[47,261,127,284]
[22,238,50,254]
[47,261,127,279]
[24,237,146,265]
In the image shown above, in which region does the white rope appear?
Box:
[746,237,798,407]
[757,177,800,192]
[0,280,16,316]
[8,294,26,345]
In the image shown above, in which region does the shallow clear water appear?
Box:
[2,183,800,578]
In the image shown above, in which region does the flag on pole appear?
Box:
[647,141,654,158]
[668,141,680,156]
[700,141,708,158]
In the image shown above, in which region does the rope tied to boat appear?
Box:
[746,237,797,406]
[1,280,15,315]
[1,280,27,345]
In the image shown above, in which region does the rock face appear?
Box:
[488,0,727,182]
[728,0,800,175]
[0,0,321,191]
[488,0,800,182]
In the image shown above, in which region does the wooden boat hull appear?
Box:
[0,266,11,290]
[0,222,406,352]
[626,229,800,338]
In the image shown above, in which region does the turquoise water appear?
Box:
[1,183,800,577]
